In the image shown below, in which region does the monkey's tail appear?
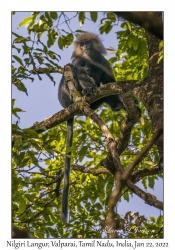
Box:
[61,117,74,223]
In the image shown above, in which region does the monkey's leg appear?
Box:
[61,117,74,222]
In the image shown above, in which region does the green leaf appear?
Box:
[109,57,117,64]
[19,156,31,167]
[35,232,45,238]
[23,128,38,138]
[12,55,23,66]
[27,151,39,166]
[29,139,41,151]
[50,12,58,19]
[150,216,156,223]
[158,54,163,64]
[100,21,112,34]
[25,194,34,202]
[18,198,26,214]
[47,227,58,237]
[18,17,32,28]
[12,32,20,38]
[140,39,147,51]
[107,13,116,22]
[128,35,134,49]
[47,30,54,47]
[12,107,25,118]
[58,37,63,49]
[43,213,50,222]
[13,36,30,43]
[141,177,147,190]
[90,12,97,22]
[157,215,163,225]
[34,52,44,64]
[142,63,149,79]
[41,68,55,84]
[12,99,15,107]
[93,202,102,210]
[148,176,155,189]
[37,32,44,40]
[79,12,85,26]
[67,33,74,45]
[79,146,88,162]
[123,191,129,202]
[159,40,163,50]
[45,12,53,26]
[140,117,145,126]
[22,45,32,55]
[13,79,28,95]
[12,124,23,136]
[133,37,139,51]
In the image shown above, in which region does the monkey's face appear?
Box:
[80,40,93,53]
[79,39,103,58]
[72,33,106,59]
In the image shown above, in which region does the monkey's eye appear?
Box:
[80,42,85,46]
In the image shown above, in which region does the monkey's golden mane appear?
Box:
[73,32,106,55]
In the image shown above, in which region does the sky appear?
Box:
[0,1,175,245]
[12,12,121,128]
[12,11,163,221]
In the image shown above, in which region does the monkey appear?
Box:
[58,32,124,222]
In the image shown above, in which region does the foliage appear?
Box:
[116,212,163,238]
[109,23,149,81]
[12,12,163,238]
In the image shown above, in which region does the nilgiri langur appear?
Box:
[58,32,124,222]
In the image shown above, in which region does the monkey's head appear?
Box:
[71,32,106,59]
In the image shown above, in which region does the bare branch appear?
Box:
[30,67,64,75]
[123,127,163,180]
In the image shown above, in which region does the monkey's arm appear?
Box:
[72,58,99,95]
[78,72,98,96]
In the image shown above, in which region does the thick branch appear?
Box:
[130,165,162,183]
[12,81,127,145]
[105,176,123,238]
[118,94,141,155]
[70,164,162,184]
[127,179,163,210]
[114,12,163,39]
[82,104,124,175]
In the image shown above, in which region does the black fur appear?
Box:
[58,32,124,222]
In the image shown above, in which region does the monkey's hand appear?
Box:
[78,73,97,96]
[82,85,97,96]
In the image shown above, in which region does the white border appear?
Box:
[0,1,174,247]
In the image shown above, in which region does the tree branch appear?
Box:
[12,80,128,145]
[117,94,141,155]
[114,12,163,39]
[71,164,110,175]
[123,127,163,180]
[126,179,163,210]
